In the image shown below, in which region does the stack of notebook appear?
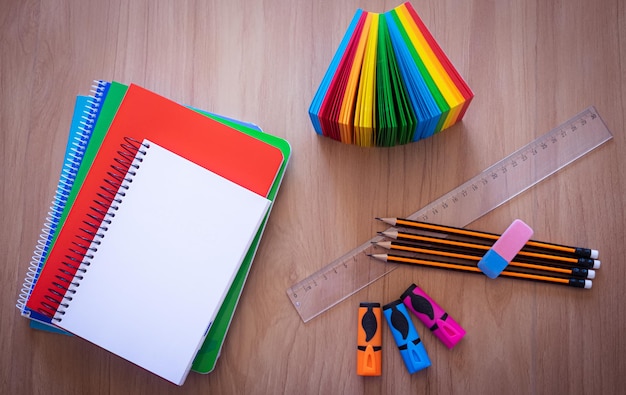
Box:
[309,2,473,147]
[15,81,291,385]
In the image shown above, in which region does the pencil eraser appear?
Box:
[478,219,533,279]
[383,300,431,374]
[357,302,382,376]
[401,284,466,349]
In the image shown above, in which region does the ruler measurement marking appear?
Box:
[288,107,612,323]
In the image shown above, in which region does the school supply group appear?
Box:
[309,2,473,146]
[358,213,598,377]
[288,106,612,323]
[371,217,599,289]
[357,211,598,378]
[16,81,291,385]
[358,283,464,376]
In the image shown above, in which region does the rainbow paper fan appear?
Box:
[309,2,474,147]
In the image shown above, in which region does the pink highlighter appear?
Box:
[478,219,534,279]
[401,284,466,349]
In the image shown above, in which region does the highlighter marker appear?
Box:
[383,300,431,374]
[357,302,382,376]
[478,219,534,279]
[401,283,466,349]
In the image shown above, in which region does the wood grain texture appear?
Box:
[1,0,624,393]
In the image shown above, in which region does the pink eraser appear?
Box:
[478,219,534,279]
[401,284,466,349]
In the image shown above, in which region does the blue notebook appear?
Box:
[17,81,110,327]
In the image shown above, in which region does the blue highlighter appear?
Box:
[383,300,431,374]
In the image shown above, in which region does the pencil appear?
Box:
[377,217,599,259]
[368,253,592,289]
[380,230,600,269]
[374,240,595,279]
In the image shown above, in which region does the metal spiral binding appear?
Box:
[39,138,149,321]
[17,80,110,314]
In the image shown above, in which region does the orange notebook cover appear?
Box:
[26,83,284,317]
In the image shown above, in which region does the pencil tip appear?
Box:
[376,240,391,249]
[369,253,386,261]
[380,230,397,238]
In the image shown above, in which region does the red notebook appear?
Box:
[26,83,284,318]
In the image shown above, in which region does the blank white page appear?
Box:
[54,139,270,385]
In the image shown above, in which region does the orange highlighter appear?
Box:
[357,302,382,376]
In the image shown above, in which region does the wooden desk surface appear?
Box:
[2,1,625,393]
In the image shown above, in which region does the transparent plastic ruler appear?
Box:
[287,106,613,323]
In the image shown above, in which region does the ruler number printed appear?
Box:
[419,107,598,227]
[306,279,318,290]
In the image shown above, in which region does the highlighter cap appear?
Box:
[382,300,431,374]
[401,284,466,349]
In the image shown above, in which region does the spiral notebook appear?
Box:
[34,138,270,385]
[24,83,286,384]
[18,81,291,375]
